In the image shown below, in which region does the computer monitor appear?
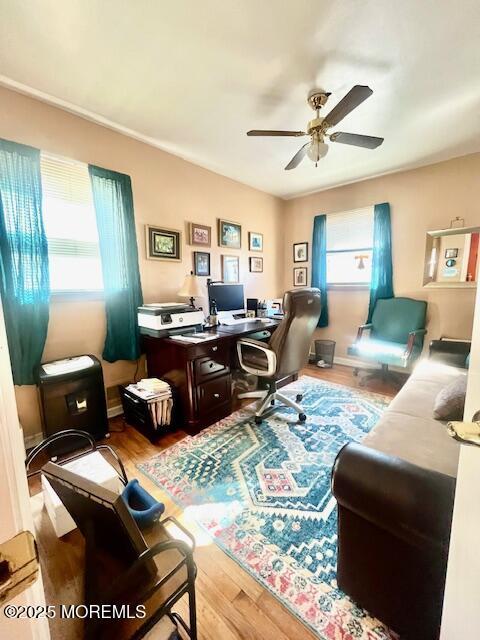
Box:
[208,283,245,318]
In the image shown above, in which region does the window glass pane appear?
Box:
[327,250,372,284]
[48,255,104,292]
[40,153,103,291]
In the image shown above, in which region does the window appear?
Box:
[326,207,374,285]
[40,153,103,292]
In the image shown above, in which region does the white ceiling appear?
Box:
[1,0,479,198]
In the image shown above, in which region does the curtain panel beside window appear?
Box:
[88,165,143,362]
[311,213,329,327]
[0,139,50,385]
[367,202,394,322]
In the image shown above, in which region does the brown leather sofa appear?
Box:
[331,340,470,640]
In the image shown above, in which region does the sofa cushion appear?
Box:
[433,377,467,421]
[362,358,464,478]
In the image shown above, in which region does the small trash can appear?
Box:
[312,339,336,368]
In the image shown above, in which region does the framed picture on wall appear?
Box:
[146,225,182,261]
[293,266,308,286]
[445,248,459,259]
[189,222,211,247]
[221,255,240,282]
[248,231,263,252]
[193,251,210,276]
[218,219,242,249]
[293,242,308,262]
[249,256,263,273]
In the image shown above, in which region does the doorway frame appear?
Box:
[0,299,49,639]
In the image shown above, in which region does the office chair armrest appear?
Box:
[237,338,277,376]
[356,323,373,341]
[405,328,427,358]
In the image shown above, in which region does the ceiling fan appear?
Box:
[247,85,384,170]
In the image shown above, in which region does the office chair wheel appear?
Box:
[254,416,263,425]
[296,394,303,402]
[298,413,307,423]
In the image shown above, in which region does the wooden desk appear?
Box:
[142,319,280,434]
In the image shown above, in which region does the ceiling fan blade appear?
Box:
[247,130,307,137]
[285,143,309,170]
[324,85,373,127]
[330,132,384,149]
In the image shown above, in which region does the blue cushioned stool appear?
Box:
[121,478,165,529]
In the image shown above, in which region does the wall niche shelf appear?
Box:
[423,224,479,290]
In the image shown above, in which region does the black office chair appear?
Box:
[237,288,321,423]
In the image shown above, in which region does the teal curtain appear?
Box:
[367,202,394,322]
[88,165,143,362]
[311,214,328,327]
[0,139,49,385]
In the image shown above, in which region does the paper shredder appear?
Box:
[37,355,109,455]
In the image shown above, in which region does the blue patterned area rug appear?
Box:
[138,375,396,639]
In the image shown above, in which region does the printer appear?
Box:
[138,303,205,337]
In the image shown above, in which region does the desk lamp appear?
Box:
[178,271,202,307]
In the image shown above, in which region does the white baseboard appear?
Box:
[308,351,409,374]
[333,355,373,369]
[108,404,124,419]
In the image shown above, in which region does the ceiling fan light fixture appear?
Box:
[306,138,329,165]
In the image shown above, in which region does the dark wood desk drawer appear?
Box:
[194,356,228,382]
[197,376,231,414]
[188,340,228,361]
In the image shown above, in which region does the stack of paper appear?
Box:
[125,378,173,430]
[126,378,171,403]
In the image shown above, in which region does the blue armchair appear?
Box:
[348,297,427,385]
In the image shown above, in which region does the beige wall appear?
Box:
[2,84,479,440]
[283,154,480,360]
[0,87,284,440]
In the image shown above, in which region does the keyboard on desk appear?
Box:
[221,317,269,326]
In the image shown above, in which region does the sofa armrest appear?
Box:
[429,338,471,368]
[331,442,456,552]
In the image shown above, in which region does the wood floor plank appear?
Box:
[30,364,397,639]
[255,589,318,640]
[195,570,287,640]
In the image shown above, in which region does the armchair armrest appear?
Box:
[356,323,373,341]
[332,443,455,552]
[404,328,427,358]
[237,338,276,377]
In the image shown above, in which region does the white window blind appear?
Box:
[326,206,374,284]
[40,153,104,292]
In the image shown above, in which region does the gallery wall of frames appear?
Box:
[145,218,264,282]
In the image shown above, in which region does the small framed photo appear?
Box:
[249,256,263,273]
[221,255,240,283]
[146,225,181,261]
[249,231,263,252]
[445,248,458,259]
[293,266,308,286]
[218,219,242,249]
[189,222,211,247]
[293,242,308,263]
[193,251,210,276]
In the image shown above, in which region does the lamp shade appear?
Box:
[178,271,202,299]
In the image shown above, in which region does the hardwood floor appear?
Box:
[30,365,397,640]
